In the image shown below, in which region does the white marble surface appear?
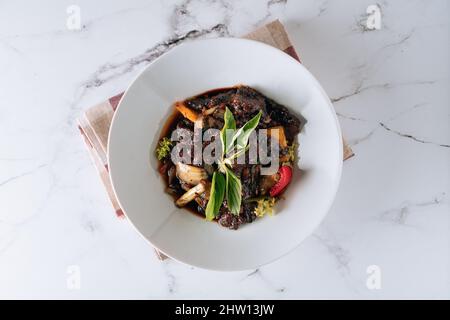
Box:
[0,0,448,299]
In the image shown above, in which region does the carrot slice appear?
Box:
[175,102,199,122]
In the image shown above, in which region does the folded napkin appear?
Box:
[78,20,354,261]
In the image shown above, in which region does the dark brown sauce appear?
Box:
[159,109,183,140]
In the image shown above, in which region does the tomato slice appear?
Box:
[269,166,293,197]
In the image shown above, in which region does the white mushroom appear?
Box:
[176,162,208,185]
[175,182,206,207]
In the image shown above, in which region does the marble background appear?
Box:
[0,0,448,299]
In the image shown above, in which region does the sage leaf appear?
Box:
[226,167,242,215]
[235,111,262,151]
[221,107,236,156]
[205,171,225,221]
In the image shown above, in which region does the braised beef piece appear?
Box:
[176,116,191,128]
[229,86,267,126]
[185,96,210,112]
[218,212,245,230]
[188,85,302,136]
[265,97,301,142]
[185,88,237,112]
[204,109,224,129]
[217,202,256,230]
[167,164,176,185]
[241,202,257,223]
[231,164,261,200]
[198,86,301,138]
[208,91,235,109]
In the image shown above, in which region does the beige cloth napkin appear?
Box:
[77,20,354,261]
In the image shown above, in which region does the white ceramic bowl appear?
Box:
[108,38,342,271]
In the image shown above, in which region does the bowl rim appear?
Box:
[107,37,343,271]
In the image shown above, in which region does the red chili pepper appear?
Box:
[269,165,293,197]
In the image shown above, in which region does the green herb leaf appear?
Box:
[220,107,236,156]
[234,111,262,151]
[217,109,262,216]
[226,144,249,161]
[225,167,242,215]
[205,172,225,221]
[223,110,262,158]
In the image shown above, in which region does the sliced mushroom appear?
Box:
[175,182,206,207]
[176,162,208,185]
